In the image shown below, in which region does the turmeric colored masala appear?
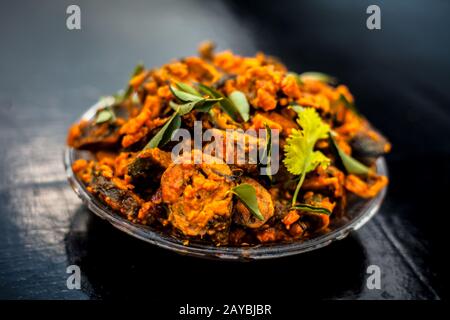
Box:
[67,42,390,246]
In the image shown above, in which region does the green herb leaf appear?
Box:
[198,84,242,122]
[145,113,181,149]
[329,134,370,176]
[176,82,202,97]
[291,203,332,216]
[288,104,304,114]
[193,98,222,112]
[229,184,264,221]
[170,85,204,103]
[123,63,145,100]
[287,72,304,85]
[169,100,198,116]
[284,108,331,206]
[229,91,250,122]
[261,123,272,181]
[339,94,360,115]
[299,72,337,85]
[95,107,116,124]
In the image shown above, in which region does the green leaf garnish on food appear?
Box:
[95,96,117,124]
[170,85,204,103]
[229,91,250,122]
[176,82,202,97]
[299,72,337,85]
[147,82,223,148]
[123,63,145,100]
[288,104,304,114]
[170,82,222,114]
[228,184,264,221]
[261,123,273,181]
[329,133,370,176]
[339,94,360,116]
[145,113,181,149]
[198,84,244,122]
[287,72,304,85]
[291,203,332,216]
[95,107,116,124]
[284,108,331,206]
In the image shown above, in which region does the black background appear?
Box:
[0,0,448,301]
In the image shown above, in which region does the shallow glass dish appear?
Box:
[64,100,388,260]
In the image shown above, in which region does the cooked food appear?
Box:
[67,42,390,246]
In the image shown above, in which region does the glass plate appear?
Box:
[64,100,388,260]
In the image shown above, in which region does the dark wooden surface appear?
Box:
[0,0,448,300]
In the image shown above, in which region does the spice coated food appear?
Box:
[67,42,390,246]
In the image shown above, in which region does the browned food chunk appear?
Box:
[160,151,235,244]
[127,148,173,181]
[234,177,274,229]
[89,171,143,221]
[67,119,122,150]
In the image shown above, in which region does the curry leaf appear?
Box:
[261,123,272,181]
[123,63,145,100]
[291,203,332,216]
[95,107,116,124]
[329,134,370,176]
[339,94,360,116]
[169,100,198,116]
[284,108,331,206]
[170,85,204,103]
[198,84,242,122]
[145,113,181,149]
[229,91,250,122]
[229,184,264,221]
[299,72,337,85]
[176,82,202,97]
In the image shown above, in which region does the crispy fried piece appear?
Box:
[87,165,143,221]
[203,128,266,174]
[67,119,122,150]
[160,151,235,244]
[250,112,297,137]
[345,174,388,198]
[302,166,345,198]
[127,148,173,181]
[234,177,274,229]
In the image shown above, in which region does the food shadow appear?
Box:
[65,205,368,300]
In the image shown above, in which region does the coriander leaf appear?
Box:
[145,113,181,149]
[283,108,330,206]
[229,184,264,221]
[291,203,332,216]
[299,72,337,85]
[329,134,370,176]
[229,91,250,122]
[176,82,202,97]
